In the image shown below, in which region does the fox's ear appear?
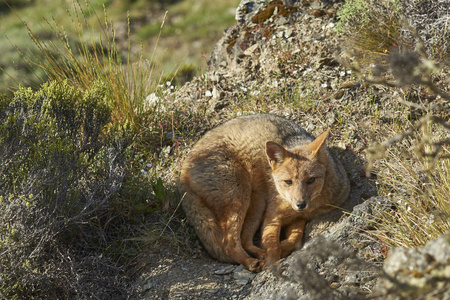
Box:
[266,141,288,169]
[307,129,329,163]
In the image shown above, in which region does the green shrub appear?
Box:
[0,80,133,299]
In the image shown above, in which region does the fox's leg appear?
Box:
[218,208,262,272]
[260,218,282,268]
[216,178,265,271]
[280,218,307,258]
[241,190,266,259]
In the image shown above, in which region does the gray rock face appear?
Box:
[210,0,305,71]
[376,233,450,299]
[210,0,342,72]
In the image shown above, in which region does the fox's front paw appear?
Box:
[247,258,265,273]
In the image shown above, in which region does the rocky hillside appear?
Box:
[136,0,450,299]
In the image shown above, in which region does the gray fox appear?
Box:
[179,114,350,272]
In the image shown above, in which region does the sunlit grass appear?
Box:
[0,0,240,93]
[14,1,169,132]
[373,140,450,248]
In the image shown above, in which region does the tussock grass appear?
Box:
[337,0,449,68]
[336,0,402,63]
[374,143,450,248]
[337,1,450,250]
[16,0,165,132]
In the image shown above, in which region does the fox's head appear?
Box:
[266,130,330,212]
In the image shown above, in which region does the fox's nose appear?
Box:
[296,201,307,210]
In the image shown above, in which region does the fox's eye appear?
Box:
[306,177,315,184]
[284,179,293,186]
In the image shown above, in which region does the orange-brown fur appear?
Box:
[179,114,350,272]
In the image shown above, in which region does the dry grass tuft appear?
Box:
[373,143,450,248]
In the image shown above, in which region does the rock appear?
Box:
[234,267,256,285]
[333,89,345,99]
[209,0,307,71]
[375,232,450,299]
[214,265,236,275]
[275,15,288,25]
[212,86,220,99]
[285,27,293,37]
[235,0,271,25]
[308,9,326,17]
[243,44,260,56]
[142,280,159,292]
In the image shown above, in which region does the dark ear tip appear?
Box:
[265,141,278,152]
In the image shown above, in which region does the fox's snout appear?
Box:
[295,200,307,211]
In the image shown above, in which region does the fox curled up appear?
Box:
[179,114,350,272]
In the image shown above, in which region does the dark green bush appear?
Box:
[0,80,134,299]
[160,63,197,87]
[0,0,33,12]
